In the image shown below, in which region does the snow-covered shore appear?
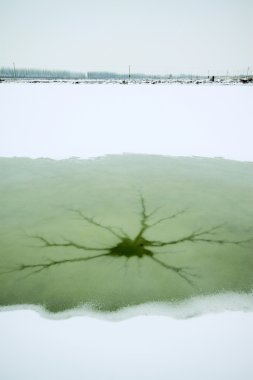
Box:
[1,83,253,161]
[1,77,253,85]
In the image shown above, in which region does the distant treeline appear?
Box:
[0,67,87,79]
[86,72,213,80]
[87,72,176,80]
[0,68,174,80]
[1,67,231,80]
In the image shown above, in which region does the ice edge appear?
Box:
[1,291,253,321]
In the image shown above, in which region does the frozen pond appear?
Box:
[0,155,253,313]
[0,83,253,379]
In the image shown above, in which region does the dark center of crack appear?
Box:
[109,237,153,258]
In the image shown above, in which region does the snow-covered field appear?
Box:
[0,83,253,380]
[1,83,253,161]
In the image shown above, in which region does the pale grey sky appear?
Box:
[0,0,252,75]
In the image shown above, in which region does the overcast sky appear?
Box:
[0,0,252,75]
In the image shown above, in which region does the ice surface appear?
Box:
[0,155,253,313]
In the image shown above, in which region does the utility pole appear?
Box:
[246,66,250,78]
[128,65,131,81]
[13,62,16,79]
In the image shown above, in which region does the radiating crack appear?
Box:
[1,194,252,286]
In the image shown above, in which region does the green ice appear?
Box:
[0,155,252,312]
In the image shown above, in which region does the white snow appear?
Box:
[1,83,253,161]
[0,309,253,380]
